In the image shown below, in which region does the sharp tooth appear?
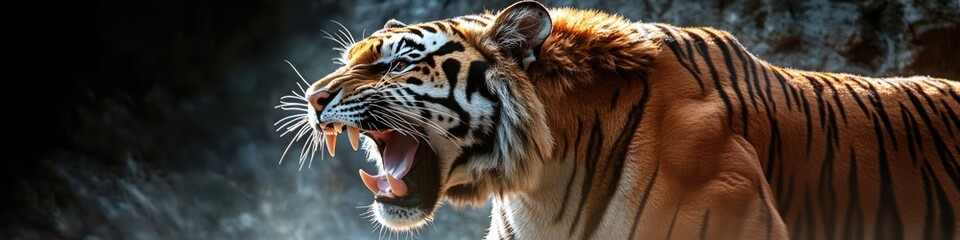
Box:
[386,172,407,197]
[334,122,343,134]
[358,169,379,194]
[325,133,337,157]
[348,126,360,151]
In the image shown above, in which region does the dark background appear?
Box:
[7,0,959,238]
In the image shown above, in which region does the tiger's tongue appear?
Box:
[358,133,418,198]
[384,134,418,178]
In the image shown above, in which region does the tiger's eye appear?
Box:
[394,61,409,71]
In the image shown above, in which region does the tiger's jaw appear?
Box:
[356,129,441,230]
[309,118,444,231]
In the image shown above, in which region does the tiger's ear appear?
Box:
[383,19,406,29]
[487,1,552,69]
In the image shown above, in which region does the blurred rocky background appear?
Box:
[6,0,958,239]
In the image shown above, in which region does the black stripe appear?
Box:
[871,113,904,239]
[401,38,426,51]
[807,76,828,132]
[684,32,703,74]
[708,31,750,136]
[760,63,778,112]
[627,162,660,239]
[757,177,774,240]
[442,87,498,177]
[782,72,803,110]
[803,186,817,240]
[800,89,813,153]
[900,103,924,165]
[436,22,449,32]
[817,109,838,240]
[844,82,871,117]
[553,157,578,224]
[443,19,459,27]
[949,88,960,106]
[582,73,651,239]
[754,64,781,182]
[923,161,957,239]
[657,26,706,92]
[921,161,937,240]
[553,119,583,223]
[699,211,711,240]
[902,85,960,191]
[901,106,919,162]
[773,160,787,216]
[688,33,735,128]
[464,61,492,102]
[664,205,681,240]
[779,175,795,224]
[441,59,460,95]
[459,16,489,27]
[772,69,794,110]
[406,27,423,37]
[610,89,621,109]
[841,147,864,240]
[864,82,899,149]
[910,83,940,115]
[941,99,960,134]
[938,111,955,137]
[568,115,604,235]
[748,53,767,114]
[728,38,760,112]
[393,38,403,54]
[420,25,437,33]
[764,111,783,184]
[500,207,516,240]
[823,75,849,123]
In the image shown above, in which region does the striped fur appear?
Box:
[300,1,959,239]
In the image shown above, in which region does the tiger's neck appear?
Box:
[487,20,664,239]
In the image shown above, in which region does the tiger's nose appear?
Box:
[307,89,337,112]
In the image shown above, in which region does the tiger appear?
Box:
[276,1,960,239]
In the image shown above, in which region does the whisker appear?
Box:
[296,82,309,95]
[279,124,311,164]
[280,95,308,102]
[369,110,424,140]
[279,106,309,111]
[274,113,306,126]
[371,106,457,152]
[284,60,311,86]
[298,133,314,169]
[321,29,346,46]
[278,121,308,138]
[381,106,456,140]
[331,20,357,45]
[336,29,353,46]
[276,103,310,108]
[372,105,451,138]
[371,98,466,124]
[369,110,433,151]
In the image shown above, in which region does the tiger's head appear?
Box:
[288,1,555,231]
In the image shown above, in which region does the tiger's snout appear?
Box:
[307,89,337,113]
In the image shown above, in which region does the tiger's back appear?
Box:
[649,25,960,239]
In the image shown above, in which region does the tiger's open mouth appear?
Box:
[319,124,441,212]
